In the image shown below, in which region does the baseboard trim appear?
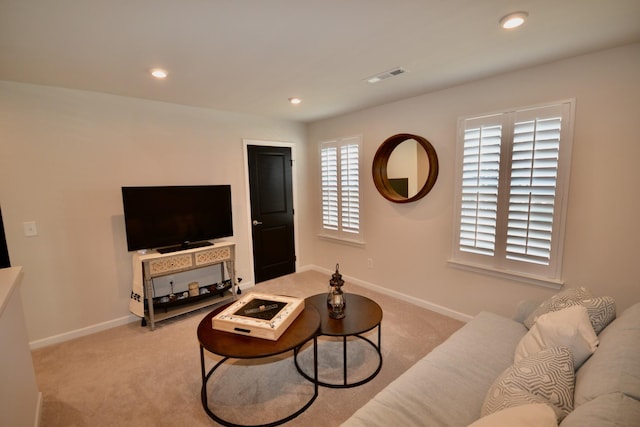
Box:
[34,391,43,427]
[29,314,139,350]
[28,270,469,349]
[302,264,473,323]
[29,281,256,350]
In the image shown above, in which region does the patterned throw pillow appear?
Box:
[524,287,593,329]
[524,288,617,334]
[581,296,616,334]
[482,347,575,421]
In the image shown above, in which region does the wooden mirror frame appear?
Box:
[372,133,439,203]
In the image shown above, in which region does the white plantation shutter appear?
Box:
[460,116,503,256]
[320,136,362,241]
[453,101,574,284]
[507,111,562,265]
[340,143,360,234]
[321,146,338,230]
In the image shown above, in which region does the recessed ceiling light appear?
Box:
[289,97,302,105]
[150,68,168,79]
[499,11,528,29]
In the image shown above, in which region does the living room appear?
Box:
[1,1,639,426]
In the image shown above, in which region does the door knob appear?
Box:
[252,220,263,226]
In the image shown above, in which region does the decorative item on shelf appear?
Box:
[188,281,199,297]
[169,280,176,301]
[327,263,346,319]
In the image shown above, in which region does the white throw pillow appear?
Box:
[469,403,558,427]
[515,305,599,369]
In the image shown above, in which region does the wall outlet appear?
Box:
[367,258,374,269]
[23,221,38,237]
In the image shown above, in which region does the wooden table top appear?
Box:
[305,293,383,337]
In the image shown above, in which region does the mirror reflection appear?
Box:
[386,139,429,198]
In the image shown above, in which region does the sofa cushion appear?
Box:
[515,306,599,369]
[482,347,575,421]
[560,393,640,427]
[574,302,640,406]
[341,312,528,427]
[469,403,557,427]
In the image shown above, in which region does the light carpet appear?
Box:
[32,270,464,427]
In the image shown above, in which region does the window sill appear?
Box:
[317,234,365,248]
[447,259,564,290]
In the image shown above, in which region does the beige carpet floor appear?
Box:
[32,270,464,427]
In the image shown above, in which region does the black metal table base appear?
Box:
[200,337,318,427]
[294,325,382,388]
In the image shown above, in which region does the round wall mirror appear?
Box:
[372,133,438,203]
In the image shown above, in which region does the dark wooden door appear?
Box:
[248,145,295,283]
[0,207,10,268]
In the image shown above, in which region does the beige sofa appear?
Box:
[342,291,640,426]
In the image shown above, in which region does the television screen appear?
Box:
[122,185,233,253]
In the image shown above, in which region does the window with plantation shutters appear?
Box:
[452,101,574,286]
[320,136,363,242]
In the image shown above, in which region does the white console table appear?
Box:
[132,242,236,330]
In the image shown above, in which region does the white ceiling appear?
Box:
[1,0,639,123]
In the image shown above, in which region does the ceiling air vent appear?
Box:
[366,67,407,84]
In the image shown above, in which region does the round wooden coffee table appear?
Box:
[197,302,320,427]
[295,293,383,388]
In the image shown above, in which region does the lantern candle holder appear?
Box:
[327,263,345,319]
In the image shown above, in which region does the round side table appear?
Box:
[295,293,383,388]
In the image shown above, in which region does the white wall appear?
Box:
[3,43,639,344]
[306,43,640,319]
[0,82,307,342]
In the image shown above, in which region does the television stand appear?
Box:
[157,241,213,254]
[132,242,236,330]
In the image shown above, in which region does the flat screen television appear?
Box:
[121,185,233,253]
